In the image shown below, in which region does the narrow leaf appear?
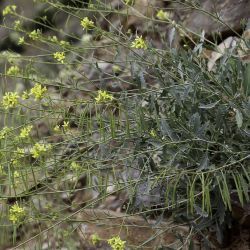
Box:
[199,100,220,109]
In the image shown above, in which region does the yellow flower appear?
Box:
[30,143,51,159]
[2,92,19,109]
[54,125,60,133]
[16,147,25,156]
[95,90,114,103]
[14,20,22,30]
[131,36,147,49]
[62,121,69,131]
[59,40,70,47]
[107,236,126,250]
[21,90,30,100]
[19,125,33,139]
[14,171,20,178]
[49,36,69,47]
[30,83,47,100]
[29,29,41,40]
[80,17,95,30]
[53,52,65,63]
[49,35,58,43]
[9,203,26,224]
[18,37,25,45]
[7,65,20,75]
[2,5,16,16]
[91,233,101,245]
[54,121,69,132]
[156,10,170,21]
[149,129,157,137]
[70,161,81,171]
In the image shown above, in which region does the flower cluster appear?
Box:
[14,20,22,30]
[30,143,52,159]
[29,29,41,40]
[2,5,16,16]
[59,40,70,47]
[49,36,70,47]
[1,84,46,108]
[9,203,26,224]
[53,52,65,63]
[2,92,19,109]
[62,121,69,131]
[80,17,95,30]
[131,36,147,49]
[107,236,126,250]
[70,161,81,171]
[49,36,59,43]
[21,91,29,100]
[95,90,114,103]
[30,83,47,100]
[16,148,25,155]
[54,121,69,133]
[149,129,157,137]
[18,37,25,45]
[7,65,20,75]
[156,10,170,21]
[19,125,33,139]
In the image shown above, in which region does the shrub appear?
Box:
[0,0,249,248]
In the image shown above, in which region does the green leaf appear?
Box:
[160,118,178,141]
